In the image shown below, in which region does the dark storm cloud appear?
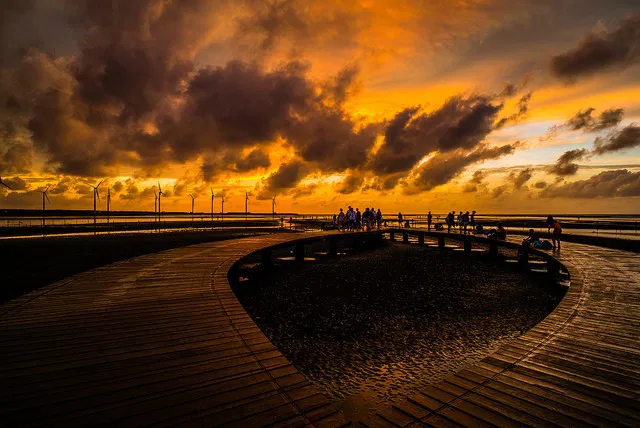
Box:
[0,143,33,174]
[547,148,589,176]
[593,124,640,154]
[337,173,364,194]
[283,112,380,172]
[371,96,502,175]
[544,107,625,140]
[534,181,548,189]
[551,13,640,80]
[491,185,509,198]
[508,167,533,189]
[407,143,518,193]
[201,149,271,181]
[462,170,488,193]
[255,160,309,199]
[566,108,625,131]
[235,0,360,52]
[541,169,640,198]
[174,61,312,155]
[3,176,28,190]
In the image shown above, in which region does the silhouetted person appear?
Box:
[446,211,454,234]
[522,228,541,248]
[377,209,382,229]
[398,212,403,228]
[488,222,506,240]
[546,215,563,249]
[427,211,432,230]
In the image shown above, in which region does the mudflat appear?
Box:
[234,242,563,424]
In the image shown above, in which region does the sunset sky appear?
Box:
[1,0,639,214]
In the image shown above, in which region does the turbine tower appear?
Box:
[272,195,276,218]
[40,186,50,227]
[157,181,165,223]
[89,180,103,226]
[106,188,111,224]
[210,188,214,226]
[245,191,249,220]
[221,194,225,221]
[189,194,197,223]
[154,189,158,222]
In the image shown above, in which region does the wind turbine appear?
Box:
[221,194,225,221]
[154,189,158,222]
[272,195,277,218]
[106,188,111,224]
[189,194,197,223]
[157,181,165,223]
[40,186,50,227]
[245,191,249,220]
[89,180,103,226]
[210,188,214,226]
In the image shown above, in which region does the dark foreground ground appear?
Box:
[234,243,563,424]
[0,229,275,303]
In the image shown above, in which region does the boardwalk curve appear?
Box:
[1,230,639,427]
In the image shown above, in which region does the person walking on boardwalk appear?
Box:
[546,215,563,249]
[356,208,362,230]
[338,208,345,232]
[363,208,371,231]
[377,208,383,229]
[398,212,403,228]
[427,211,433,231]
[446,211,454,234]
[462,211,470,234]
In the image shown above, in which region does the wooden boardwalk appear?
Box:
[1,231,639,427]
[0,233,348,427]
[376,232,640,427]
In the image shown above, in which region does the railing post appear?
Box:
[464,237,472,253]
[418,232,425,246]
[403,231,409,243]
[295,242,304,262]
[489,241,498,257]
[438,236,445,250]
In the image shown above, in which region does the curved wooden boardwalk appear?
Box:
[1,231,639,427]
[0,233,348,427]
[376,232,640,427]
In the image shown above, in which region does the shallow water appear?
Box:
[234,244,562,424]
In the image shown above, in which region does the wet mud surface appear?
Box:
[234,243,562,423]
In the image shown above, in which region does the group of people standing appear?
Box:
[334,206,383,232]
[444,210,476,234]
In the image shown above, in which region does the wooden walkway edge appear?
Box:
[1,231,639,427]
